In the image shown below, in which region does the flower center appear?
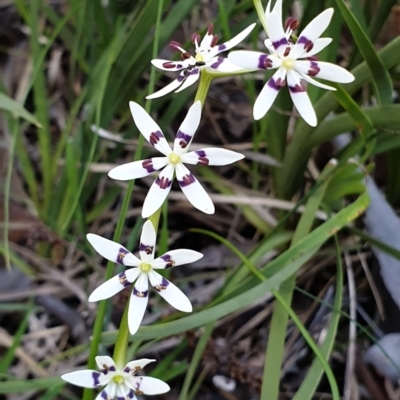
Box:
[169,153,181,164]
[112,375,124,384]
[282,58,294,70]
[140,263,152,273]
[195,53,204,62]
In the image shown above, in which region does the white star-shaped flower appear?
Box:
[87,220,202,335]
[61,356,169,400]
[108,101,244,218]
[146,23,256,99]
[229,4,355,126]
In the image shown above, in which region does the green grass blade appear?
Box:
[0,93,41,126]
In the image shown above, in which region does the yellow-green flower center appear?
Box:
[282,58,294,70]
[112,375,124,384]
[140,263,152,273]
[169,153,181,164]
[195,53,204,62]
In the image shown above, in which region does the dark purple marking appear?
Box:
[124,366,131,373]
[149,130,164,146]
[210,56,224,69]
[161,253,175,268]
[267,78,285,91]
[285,17,299,31]
[116,247,129,264]
[289,83,306,93]
[189,68,199,76]
[283,46,291,57]
[109,365,116,372]
[179,173,196,187]
[298,36,313,52]
[139,243,154,255]
[155,176,172,190]
[133,287,149,298]
[297,36,309,45]
[218,43,226,51]
[176,130,192,149]
[272,37,287,50]
[178,74,185,82]
[308,61,320,77]
[128,389,135,398]
[155,277,169,292]
[118,272,131,288]
[92,372,101,385]
[101,391,108,400]
[207,23,214,35]
[117,397,125,400]
[142,159,156,173]
[258,54,272,69]
[307,55,319,61]
[195,150,209,166]
[163,62,176,69]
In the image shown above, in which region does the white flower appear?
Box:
[228,5,355,126]
[87,220,202,335]
[146,23,256,99]
[61,356,169,400]
[108,101,244,218]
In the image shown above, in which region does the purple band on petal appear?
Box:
[178,74,185,82]
[128,389,135,398]
[210,56,224,69]
[92,372,101,385]
[272,37,287,50]
[109,365,116,372]
[194,150,209,166]
[289,83,306,93]
[133,287,149,298]
[268,78,284,91]
[155,277,169,292]
[149,130,164,147]
[142,159,156,173]
[101,391,108,400]
[117,247,129,264]
[135,377,143,390]
[118,272,131,287]
[161,253,175,268]
[218,43,226,51]
[189,68,200,76]
[258,54,272,69]
[297,36,309,45]
[298,36,313,52]
[155,175,172,189]
[118,397,125,400]
[176,130,192,149]
[308,61,320,77]
[139,243,154,255]
[178,173,196,187]
[124,366,131,373]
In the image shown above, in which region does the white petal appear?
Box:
[148,271,192,312]
[142,164,174,218]
[182,148,244,166]
[199,31,214,51]
[146,77,183,100]
[213,23,256,56]
[265,11,288,57]
[207,56,244,73]
[108,157,168,181]
[95,356,116,373]
[253,68,286,120]
[139,220,156,263]
[174,68,200,93]
[228,51,277,70]
[133,376,170,395]
[152,249,203,269]
[293,8,334,59]
[173,101,201,155]
[299,72,336,91]
[287,70,317,127]
[151,58,188,71]
[175,163,214,214]
[88,269,140,302]
[98,383,116,399]
[304,37,332,57]
[124,359,155,373]
[128,274,149,335]
[86,234,140,266]
[61,370,102,388]
[312,61,355,83]
[129,102,172,156]
[116,384,128,399]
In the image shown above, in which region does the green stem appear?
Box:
[253,0,269,34]
[194,72,213,104]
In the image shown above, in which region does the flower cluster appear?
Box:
[61,0,355,398]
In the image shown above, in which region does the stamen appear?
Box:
[283,46,291,57]
[307,55,319,61]
[162,62,176,69]
[276,78,286,87]
[169,153,181,164]
[303,40,314,52]
[191,33,201,44]
[211,35,219,47]
[140,263,152,273]
[181,52,192,60]
[207,23,214,35]
[285,17,299,31]
[169,41,182,51]
[112,375,124,384]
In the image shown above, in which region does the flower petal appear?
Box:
[265,11,289,57]
[175,163,214,214]
[124,359,155,373]
[207,56,244,72]
[146,77,183,100]
[287,70,317,127]
[228,51,278,70]
[128,274,149,335]
[95,356,116,373]
[88,269,140,302]
[253,68,286,120]
[148,271,192,312]
[95,384,117,400]
[129,102,171,156]
[304,37,332,57]
[310,61,354,83]
[139,220,156,263]
[142,164,174,218]
[182,148,244,166]
[86,234,140,266]
[61,370,102,388]
[150,58,188,71]
[266,0,283,22]
[292,8,334,59]
[133,376,170,395]
[212,23,256,56]
[152,249,203,269]
[174,68,200,93]
[173,101,201,155]
[108,157,168,181]
[299,72,336,91]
